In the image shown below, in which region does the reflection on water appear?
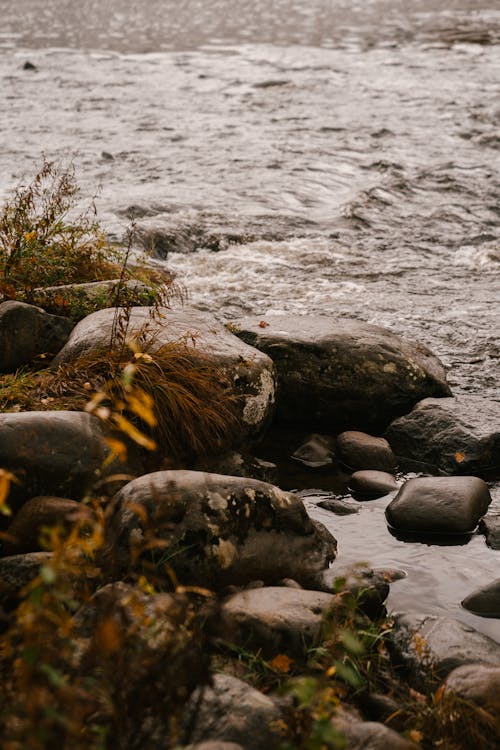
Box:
[0,0,499,637]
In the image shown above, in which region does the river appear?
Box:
[0,0,499,641]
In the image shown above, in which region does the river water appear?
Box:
[0,0,499,640]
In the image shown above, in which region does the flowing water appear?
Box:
[0,0,499,640]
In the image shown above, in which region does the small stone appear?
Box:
[462,577,500,618]
[23,61,37,70]
[386,476,491,536]
[317,497,360,514]
[337,431,397,472]
[291,433,336,468]
[349,470,399,498]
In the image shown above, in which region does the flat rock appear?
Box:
[218,586,343,656]
[0,300,73,372]
[445,663,500,711]
[337,431,397,472]
[385,396,500,478]
[389,613,500,688]
[105,470,337,589]
[462,577,500,618]
[317,497,360,515]
[182,673,282,750]
[233,314,450,431]
[385,476,491,536]
[348,470,399,498]
[54,307,276,440]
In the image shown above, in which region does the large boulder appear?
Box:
[218,586,344,657]
[0,300,74,372]
[462,577,500,618]
[389,613,500,688]
[232,314,450,431]
[0,411,140,509]
[105,470,337,589]
[444,663,500,712]
[385,476,491,537]
[385,396,500,478]
[54,307,276,440]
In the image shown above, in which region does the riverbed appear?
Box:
[0,0,499,640]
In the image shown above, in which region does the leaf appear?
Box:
[94,616,123,655]
[112,414,157,451]
[454,452,466,463]
[0,469,16,516]
[126,389,157,427]
[104,437,128,464]
[409,729,424,743]
[258,320,270,328]
[269,653,294,673]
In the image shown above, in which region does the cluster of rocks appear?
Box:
[1,300,499,747]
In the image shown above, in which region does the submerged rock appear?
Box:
[232,314,450,432]
[54,307,276,441]
[389,613,500,688]
[291,433,336,468]
[348,470,399,498]
[105,470,337,589]
[317,497,360,514]
[385,476,491,536]
[0,300,73,372]
[337,431,397,472]
[462,577,500,618]
[385,396,500,478]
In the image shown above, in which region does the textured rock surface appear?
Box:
[106,470,337,589]
[385,396,500,478]
[3,496,85,554]
[462,577,500,618]
[0,299,73,372]
[389,613,500,687]
[385,476,491,536]
[479,514,500,550]
[0,411,138,508]
[445,663,500,711]
[182,674,282,750]
[218,586,343,656]
[54,307,276,440]
[233,314,450,431]
[291,433,336,468]
[332,717,419,750]
[337,431,397,472]
[0,551,52,604]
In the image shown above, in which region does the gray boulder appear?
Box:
[232,314,450,431]
[385,476,491,536]
[385,396,500,478]
[0,300,73,372]
[444,663,500,711]
[0,411,139,508]
[54,307,276,440]
[389,613,500,688]
[105,470,337,589]
[337,431,397,472]
[348,470,399,498]
[462,577,500,618]
[182,674,282,750]
[332,717,419,750]
[218,586,343,657]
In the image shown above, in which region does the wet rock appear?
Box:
[0,552,52,605]
[0,411,139,509]
[54,307,276,441]
[291,433,336,468]
[105,470,337,589]
[232,314,450,432]
[317,497,360,515]
[194,451,278,484]
[445,663,500,712]
[462,577,500,618]
[182,673,282,750]
[322,564,390,618]
[348,470,399,498]
[0,300,74,372]
[23,60,37,70]
[218,586,343,657]
[337,431,397,472]
[385,396,500,478]
[3,496,86,555]
[389,613,500,688]
[332,717,419,750]
[478,514,500,550]
[385,476,491,536]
